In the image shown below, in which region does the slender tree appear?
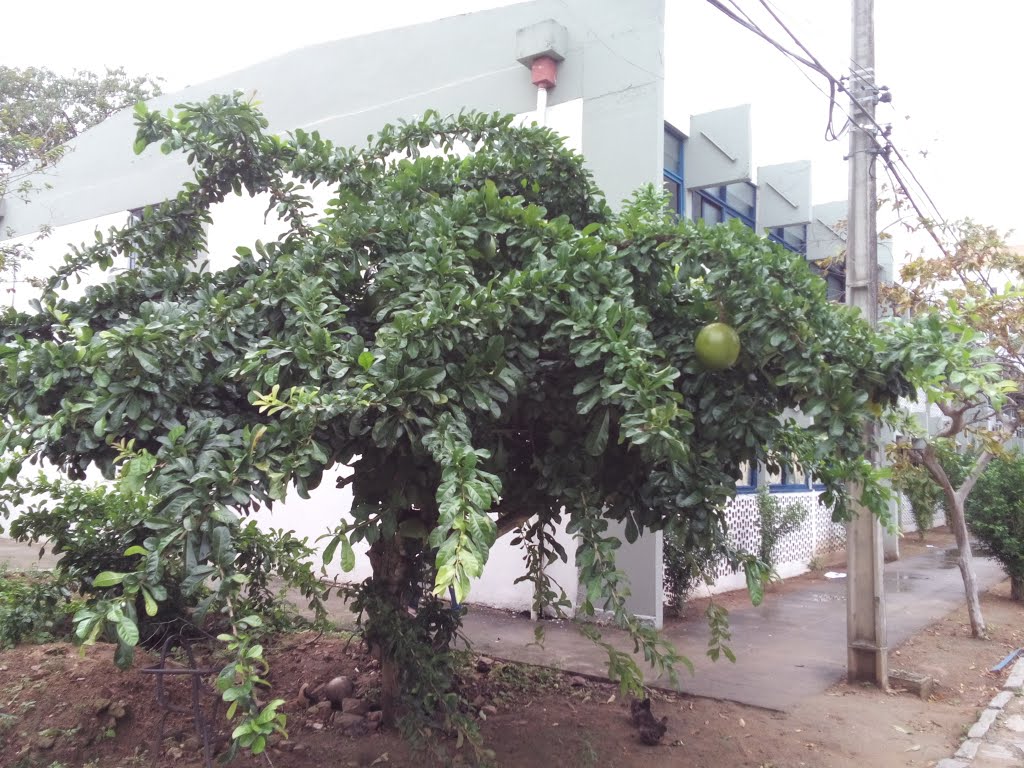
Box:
[885,220,1022,637]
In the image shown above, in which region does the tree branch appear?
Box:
[956,449,994,508]
[935,401,967,438]
[493,505,535,538]
[916,445,957,514]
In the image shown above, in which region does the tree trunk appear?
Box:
[946,494,987,637]
[920,448,987,638]
[1012,576,1023,602]
[366,533,415,729]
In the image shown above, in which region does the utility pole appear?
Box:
[845,0,887,687]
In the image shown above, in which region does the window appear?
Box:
[663,124,685,218]
[767,223,808,255]
[766,459,812,493]
[810,259,846,302]
[692,182,757,229]
[735,460,757,493]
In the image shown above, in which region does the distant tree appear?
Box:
[0,66,162,273]
[885,219,1022,638]
[0,94,910,755]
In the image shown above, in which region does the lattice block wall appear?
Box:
[709,491,845,580]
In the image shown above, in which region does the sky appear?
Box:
[2,0,1023,257]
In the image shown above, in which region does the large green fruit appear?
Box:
[477,233,497,259]
[695,322,740,371]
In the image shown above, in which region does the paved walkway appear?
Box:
[462,547,1006,710]
[0,536,1006,712]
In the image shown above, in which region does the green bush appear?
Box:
[0,475,328,642]
[0,568,77,648]
[892,461,942,540]
[966,454,1024,600]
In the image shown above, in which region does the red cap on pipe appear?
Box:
[531,55,558,89]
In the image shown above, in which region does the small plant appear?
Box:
[0,568,76,649]
[489,662,558,695]
[966,453,1024,600]
[756,489,807,570]
[215,615,287,758]
[891,459,942,540]
[663,528,719,617]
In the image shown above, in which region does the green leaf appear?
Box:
[116,616,140,647]
[141,586,158,617]
[584,409,610,456]
[358,351,375,370]
[745,563,765,607]
[322,536,340,565]
[92,571,127,588]
[341,538,356,572]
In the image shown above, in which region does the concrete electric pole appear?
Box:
[845,0,888,687]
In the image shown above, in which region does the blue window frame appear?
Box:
[766,460,812,493]
[735,460,758,494]
[663,123,686,218]
[767,223,808,255]
[693,182,757,229]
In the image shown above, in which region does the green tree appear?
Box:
[0,66,162,273]
[885,220,1022,638]
[0,94,909,750]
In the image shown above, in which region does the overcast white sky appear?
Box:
[2,0,1022,247]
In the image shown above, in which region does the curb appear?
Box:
[938,657,1024,767]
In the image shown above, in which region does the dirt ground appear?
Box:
[1,533,1021,767]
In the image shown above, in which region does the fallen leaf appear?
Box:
[891,725,911,734]
[605,694,615,704]
[739,718,746,727]
[905,745,921,752]
[370,753,389,765]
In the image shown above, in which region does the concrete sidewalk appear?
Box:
[462,548,1005,711]
[0,537,1006,712]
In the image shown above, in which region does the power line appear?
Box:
[704,0,954,257]
[752,0,948,230]
[723,0,848,141]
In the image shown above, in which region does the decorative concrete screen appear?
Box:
[704,491,846,593]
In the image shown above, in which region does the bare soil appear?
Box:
[1,535,1021,768]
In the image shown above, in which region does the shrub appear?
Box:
[663,525,722,617]
[891,461,942,540]
[965,454,1024,600]
[0,474,329,642]
[0,568,77,648]
[756,488,807,569]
